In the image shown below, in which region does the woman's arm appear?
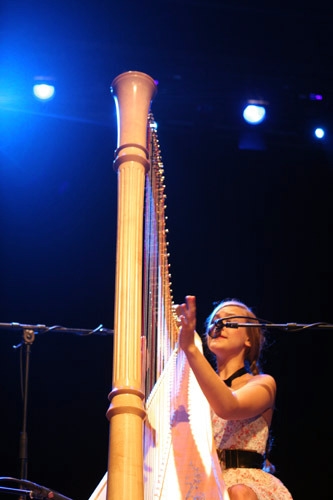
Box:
[178,295,276,420]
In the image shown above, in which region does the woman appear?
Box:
[177,295,293,500]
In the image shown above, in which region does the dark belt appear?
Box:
[217,448,265,469]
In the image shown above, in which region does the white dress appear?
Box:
[212,412,293,499]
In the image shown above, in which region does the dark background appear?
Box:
[1,1,332,499]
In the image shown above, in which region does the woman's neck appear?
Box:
[217,356,246,380]
[219,364,245,380]
[222,366,248,387]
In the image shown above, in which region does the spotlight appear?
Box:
[314,127,325,140]
[309,93,323,101]
[33,76,55,101]
[243,103,266,125]
[239,99,268,150]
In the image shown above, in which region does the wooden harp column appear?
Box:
[105,71,157,500]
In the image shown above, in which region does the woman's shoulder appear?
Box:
[248,372,276,390]
[232,372,276,393]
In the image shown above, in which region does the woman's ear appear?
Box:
[245,337,251,347]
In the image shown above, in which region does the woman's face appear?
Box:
[206,304,252,357]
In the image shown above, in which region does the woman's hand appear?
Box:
[177,295,197,352]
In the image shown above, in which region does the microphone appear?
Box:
[214,319,240,330]
[213,318,240,330]
[213,319,262,331]
[209,316,259,337]
[213,318,224,331]
[19,480,73,500]
[208,318,225,338]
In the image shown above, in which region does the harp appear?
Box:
[88,71,228,500]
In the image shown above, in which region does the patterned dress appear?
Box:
[212,412,293,499]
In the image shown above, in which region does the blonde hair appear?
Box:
[204,298,266,375]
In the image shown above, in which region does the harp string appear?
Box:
[143,114,178,399]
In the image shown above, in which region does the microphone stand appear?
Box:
[220,321,333,331]
[17,328,34,482]
[0,477,73,500]
[0,322,113,499]
[0,486,31,498]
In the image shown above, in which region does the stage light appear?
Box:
[314,127,325,139]
[243,103,266,125]
[33,76,55,101]
[309,93,323,101]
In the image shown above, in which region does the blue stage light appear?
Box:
[314,127,325,139]
[33,83,55,101]
[33,77,55,101]
[243,104,266,125]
